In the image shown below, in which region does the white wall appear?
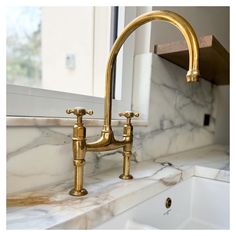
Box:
[42,7,94,95]
[150,6,229,51]
[41,7,111,97]
[214,86,230,145]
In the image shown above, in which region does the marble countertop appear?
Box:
[7,144,229,230]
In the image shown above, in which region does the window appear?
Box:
[7,7,41,88]
[7,7,136,119]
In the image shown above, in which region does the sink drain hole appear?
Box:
[165,197,172,208]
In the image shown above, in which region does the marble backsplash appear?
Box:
[7,53,216,194]
[134,54,215,160]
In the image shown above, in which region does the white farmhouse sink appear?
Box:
[96,177,229,229]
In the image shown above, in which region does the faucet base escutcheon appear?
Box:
[119,174,133,180]
[69,188,88,197]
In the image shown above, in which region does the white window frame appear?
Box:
[7,7,136,120]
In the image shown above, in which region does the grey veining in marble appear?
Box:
[7,128,72,159]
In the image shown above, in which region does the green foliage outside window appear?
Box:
[7,7,42,87]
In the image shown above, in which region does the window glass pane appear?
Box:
[7,7,41,88]
[6,7,113,97]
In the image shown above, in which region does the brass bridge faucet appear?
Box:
[66,10,200,196]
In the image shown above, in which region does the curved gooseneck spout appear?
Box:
[103,10,200,131]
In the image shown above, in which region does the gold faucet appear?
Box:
[66,10,200,196]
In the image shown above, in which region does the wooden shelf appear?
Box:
[154,35,229,85]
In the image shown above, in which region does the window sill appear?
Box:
[7,116,148,127]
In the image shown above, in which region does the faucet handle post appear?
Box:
[119,111,139,181]
[66,107,93,197]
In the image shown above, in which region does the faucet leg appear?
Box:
[69,135,88,196]
[69,159,88,196]
[119,144,133,180]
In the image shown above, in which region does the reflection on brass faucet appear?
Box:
[66,10,200,196]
